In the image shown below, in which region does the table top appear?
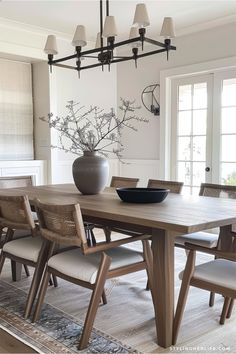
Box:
[1,183,236,234]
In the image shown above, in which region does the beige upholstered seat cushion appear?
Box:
[48,246,144,284]
[175,232,218,248]
[180,259,236,291]
[193,259,236,290]
[3,236,43,263]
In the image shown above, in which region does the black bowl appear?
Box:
[116,187,169,203]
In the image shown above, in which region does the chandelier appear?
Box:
[44,0,176,74]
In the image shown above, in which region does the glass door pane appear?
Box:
[220,78,236,184]
[174,77,212,194]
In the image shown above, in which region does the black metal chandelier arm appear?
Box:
[53,63,77,70]
[144,37,170,48]
[50,36,143,65]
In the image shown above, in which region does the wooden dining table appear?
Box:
[2,183,236,348]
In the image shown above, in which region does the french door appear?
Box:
[171,70,236,194]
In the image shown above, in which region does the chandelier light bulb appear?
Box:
[72,25,87,47]
[44,35,58,55]
[133,3,150,28]
[103,16,118,37]
[160,17,175,38]
[129,27,142,48]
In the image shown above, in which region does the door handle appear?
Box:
[205,167,210,172]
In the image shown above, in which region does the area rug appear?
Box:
[0,279,139,354]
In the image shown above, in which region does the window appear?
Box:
[0,59,33,160]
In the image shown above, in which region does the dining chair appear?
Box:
[32,199,153,350]
[0,175,34,279]
[88,176,140,243]
[175,183,236,250]
[0,194,50,319]
[175,183,236,307]
[110,176,139,188]
[173,234,236,345]
[147,179,184,193]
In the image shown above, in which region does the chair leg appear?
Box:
[11,261,22,282]
[0,252,6,275]
[102,290,107,305]
[142,239,153,292]
[209,292,215,307]
[48,275,58,287]
[78,253,111,350]
[104,227,111,243]
[32,269,51,322]
[24,240,52,319]
[173,250,196,345]
[226,299,234,319]
[52,275,58,287]
[24,264,30,277]
[220,297,231,325]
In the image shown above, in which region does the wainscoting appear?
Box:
[0,160,47,185]
[51,158,160,187]
[0,159,160,187]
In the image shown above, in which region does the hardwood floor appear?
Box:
[0,328,37,353]
[0,233,236,353]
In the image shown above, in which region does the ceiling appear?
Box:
[1,0,236,41]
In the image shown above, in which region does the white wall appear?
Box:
[117,21,236,163]
[2,16,236,185]
[49,64,117,184]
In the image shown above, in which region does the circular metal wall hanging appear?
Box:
[141,84,160,116]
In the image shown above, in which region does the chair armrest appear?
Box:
[184,242,236,261]
[83,233,151,255]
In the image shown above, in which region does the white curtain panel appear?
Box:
[0,59,33,160]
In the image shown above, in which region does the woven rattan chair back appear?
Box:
[110,176,139,188]
[0,176,33,189]
[0,195,35,231]
[35,200,87,249]
[200,183,236,199]
[147,179,183,194]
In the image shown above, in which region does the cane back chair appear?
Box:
[32,199,153,350]
[0,194,49,318]
[175,183,236,250]
[0,176,34,279]
[147,179,184,193]
[173,229,236,345]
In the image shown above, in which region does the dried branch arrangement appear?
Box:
[40,98,148,160]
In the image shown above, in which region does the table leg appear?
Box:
[152,228,175,348]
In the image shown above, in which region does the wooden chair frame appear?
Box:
[147,179,184,194]
[173,229,236,345]
[0,175,33,189]
[110,176,139,188]
[32,199,153,350]
[0,194,52,319]
[0,175,34,278]
[175,183,236,308]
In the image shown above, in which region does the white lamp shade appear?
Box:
[44,35,58,55]
[72,25,87,47]
[95,32,102,48]
[103,16,118,37]
[160,17,175,38]
[132,3,150,27]
[129,27,141,48]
